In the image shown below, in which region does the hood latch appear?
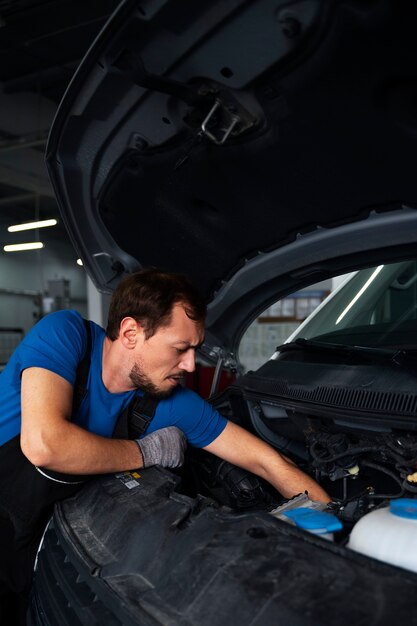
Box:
[201,99,240,145]
[115,52,258,146]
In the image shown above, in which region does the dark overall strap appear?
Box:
[72,317,92,413]
[112,394,160,439]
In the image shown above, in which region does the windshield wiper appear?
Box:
[277,338,416,367]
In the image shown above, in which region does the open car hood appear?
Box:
[46,0,417,362]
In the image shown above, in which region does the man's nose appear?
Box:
[179,349,196,372]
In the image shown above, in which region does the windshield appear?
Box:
[293,260,417,350]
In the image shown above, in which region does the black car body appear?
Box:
[30,1,417,624]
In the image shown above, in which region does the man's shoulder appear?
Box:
[26,310,93,353]
[32,310,105,337]
[14,311,94,386]
[34,309,83,330]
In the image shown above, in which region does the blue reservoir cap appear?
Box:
[283,508,343,533]
[390,499,417,520]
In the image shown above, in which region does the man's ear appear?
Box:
[119,317,143,349]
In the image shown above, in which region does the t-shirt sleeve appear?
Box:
[163,387,227,448]
[18,310,87,385]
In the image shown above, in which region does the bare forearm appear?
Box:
[258,456,330,503]
[24,420,143,475]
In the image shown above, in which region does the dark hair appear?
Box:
[106,268,206,340]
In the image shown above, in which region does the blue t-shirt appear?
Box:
[0,310,227,448]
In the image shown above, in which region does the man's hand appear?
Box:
[136,427,187,468]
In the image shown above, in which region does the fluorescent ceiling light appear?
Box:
[4,242,44,252]
[8,219,57,232]
[76,258,83,266]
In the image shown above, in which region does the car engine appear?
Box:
[306,429,417,521]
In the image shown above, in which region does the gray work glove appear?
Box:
[136,426,187,468]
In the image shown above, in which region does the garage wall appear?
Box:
[0,245,87,336]
[239,278,334,372]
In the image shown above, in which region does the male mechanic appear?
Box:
[0,268,330,622]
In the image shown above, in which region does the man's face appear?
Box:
[129,304,204,398]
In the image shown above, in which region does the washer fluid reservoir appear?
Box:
[283,507,342,541]
[348,498,417,573]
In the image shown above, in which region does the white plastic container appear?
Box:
[348,499,417,573]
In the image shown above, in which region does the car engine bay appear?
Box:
[182,376,417,574]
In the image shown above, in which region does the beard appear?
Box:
[129,363,179,399]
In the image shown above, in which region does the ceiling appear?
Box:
[0,0,121,252]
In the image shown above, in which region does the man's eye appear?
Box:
[175,347,187,354]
